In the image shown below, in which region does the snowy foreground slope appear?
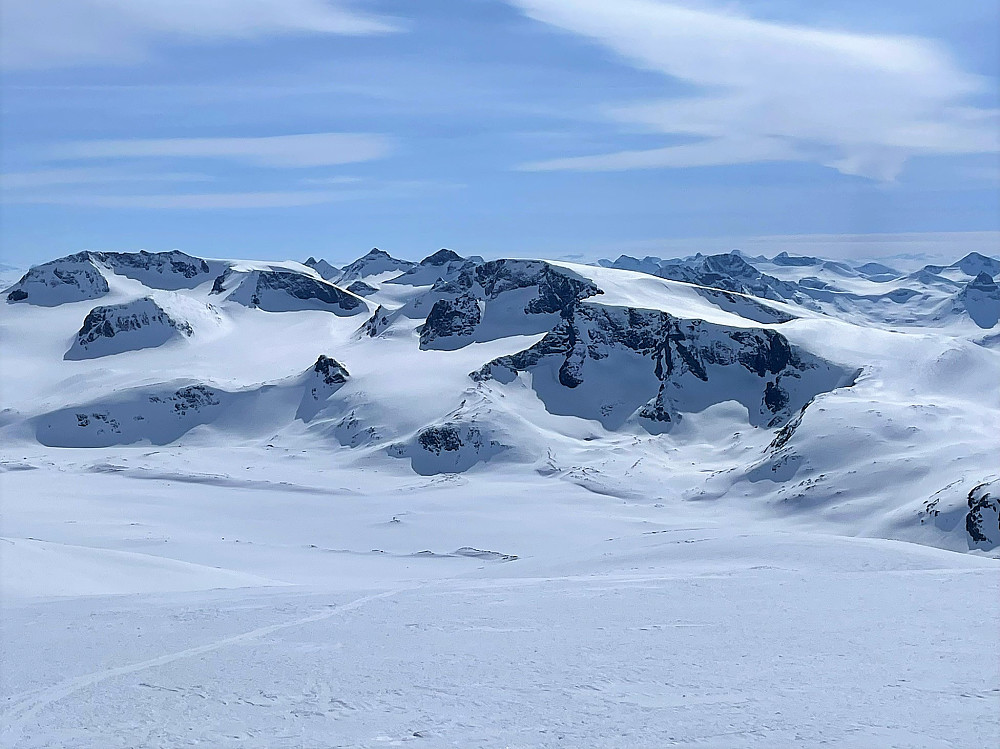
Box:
[1,248,998,748]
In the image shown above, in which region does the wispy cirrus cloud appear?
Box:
[510,0,999,180]
[3,176,463,209]
[0,0,399,69]
[46,133,395,168]
[0,167,213,190]
[8,190,368,209]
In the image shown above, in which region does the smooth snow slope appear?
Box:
[1,454,996,748]
[1,247,998,748]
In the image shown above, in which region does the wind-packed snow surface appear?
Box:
[1,247,998,748]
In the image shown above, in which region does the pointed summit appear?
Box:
[968,272,997,291]
[420,249,463,266]
[336,248,416,284]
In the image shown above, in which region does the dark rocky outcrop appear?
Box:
[212,268,365,315]
[695,288,795,324]
[66,297,195,360]
[420,260,602,348]
[95,250,217,288]
[6,257,110,306]
[955,272,999,328]
[966,481,999,550]
[363,305,391,337]
[420,249,463,266]
[313,355,349,386]
[149,385,222,416]
[417,423,472,454]
[6,250,224,306]
[770,252,820,267]
[335,248,416,284]
[387,249,481,288]
[346,280,378,297]
[421,295,482,346]
[297,355,350,421]
[304,257,340,280]
[473,304,850,429]
[392,421,507,475]
[606,252,803,303]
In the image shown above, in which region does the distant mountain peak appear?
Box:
[954,252,1000,278]
[421,249,463,266]
[336,247,416,284]
[771,251,820,267]
[970,271,997,289]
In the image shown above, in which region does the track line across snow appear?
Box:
[0,587,408,746]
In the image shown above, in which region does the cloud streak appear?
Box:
[2,176,463,209]
[511,0,999,180]
[1,0,399,69]
[0,167,213,189]
[47,133,395,168]
[7,190,375,209]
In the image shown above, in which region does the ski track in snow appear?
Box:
[0,587,412,747]
[3,565,996,748]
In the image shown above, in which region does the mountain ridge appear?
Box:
[3,245,998,553]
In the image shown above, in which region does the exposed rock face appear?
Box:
[94,250,220,290]
[332,411,383,448]
[66,297,193,360]
[390,421,507,475]
[335,248,416,284]
[420,249,463,266]
[695,287,795,324]
[420,260,602,349]
[363,305,391,337]
[149,385,222,416]
[770,252,821,267]
[955,272,999,328]
[474,260,602,313]
[36,384,229,447]
[313,355,349,386]
[6,250,223,306]
[6,256,110,306]
[298,355,350,422]
[421,295,482,345]
[607,252,803,303]
[966,481,999,550]
[604,251,1000,327]
[346,280,378,297]
[417,423,475,453]
[211,268,365,315]
[473,304,849,429]
[304,257,340,280]
[387,248,482,287]
[662,254,806,302]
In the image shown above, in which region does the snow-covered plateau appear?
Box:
[1,247,998,748]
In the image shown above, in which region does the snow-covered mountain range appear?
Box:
[3,244,999,748]
[3,245,997,553]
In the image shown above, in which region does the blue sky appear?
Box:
[1,0,998,267]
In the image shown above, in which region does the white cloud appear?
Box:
[2,176,462,209]
[511,0,999,180]
[47,133,394,168]
[0,167,212,189]
[7,190,372,209]
[0,0,398,69]
[520,136,801,172]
